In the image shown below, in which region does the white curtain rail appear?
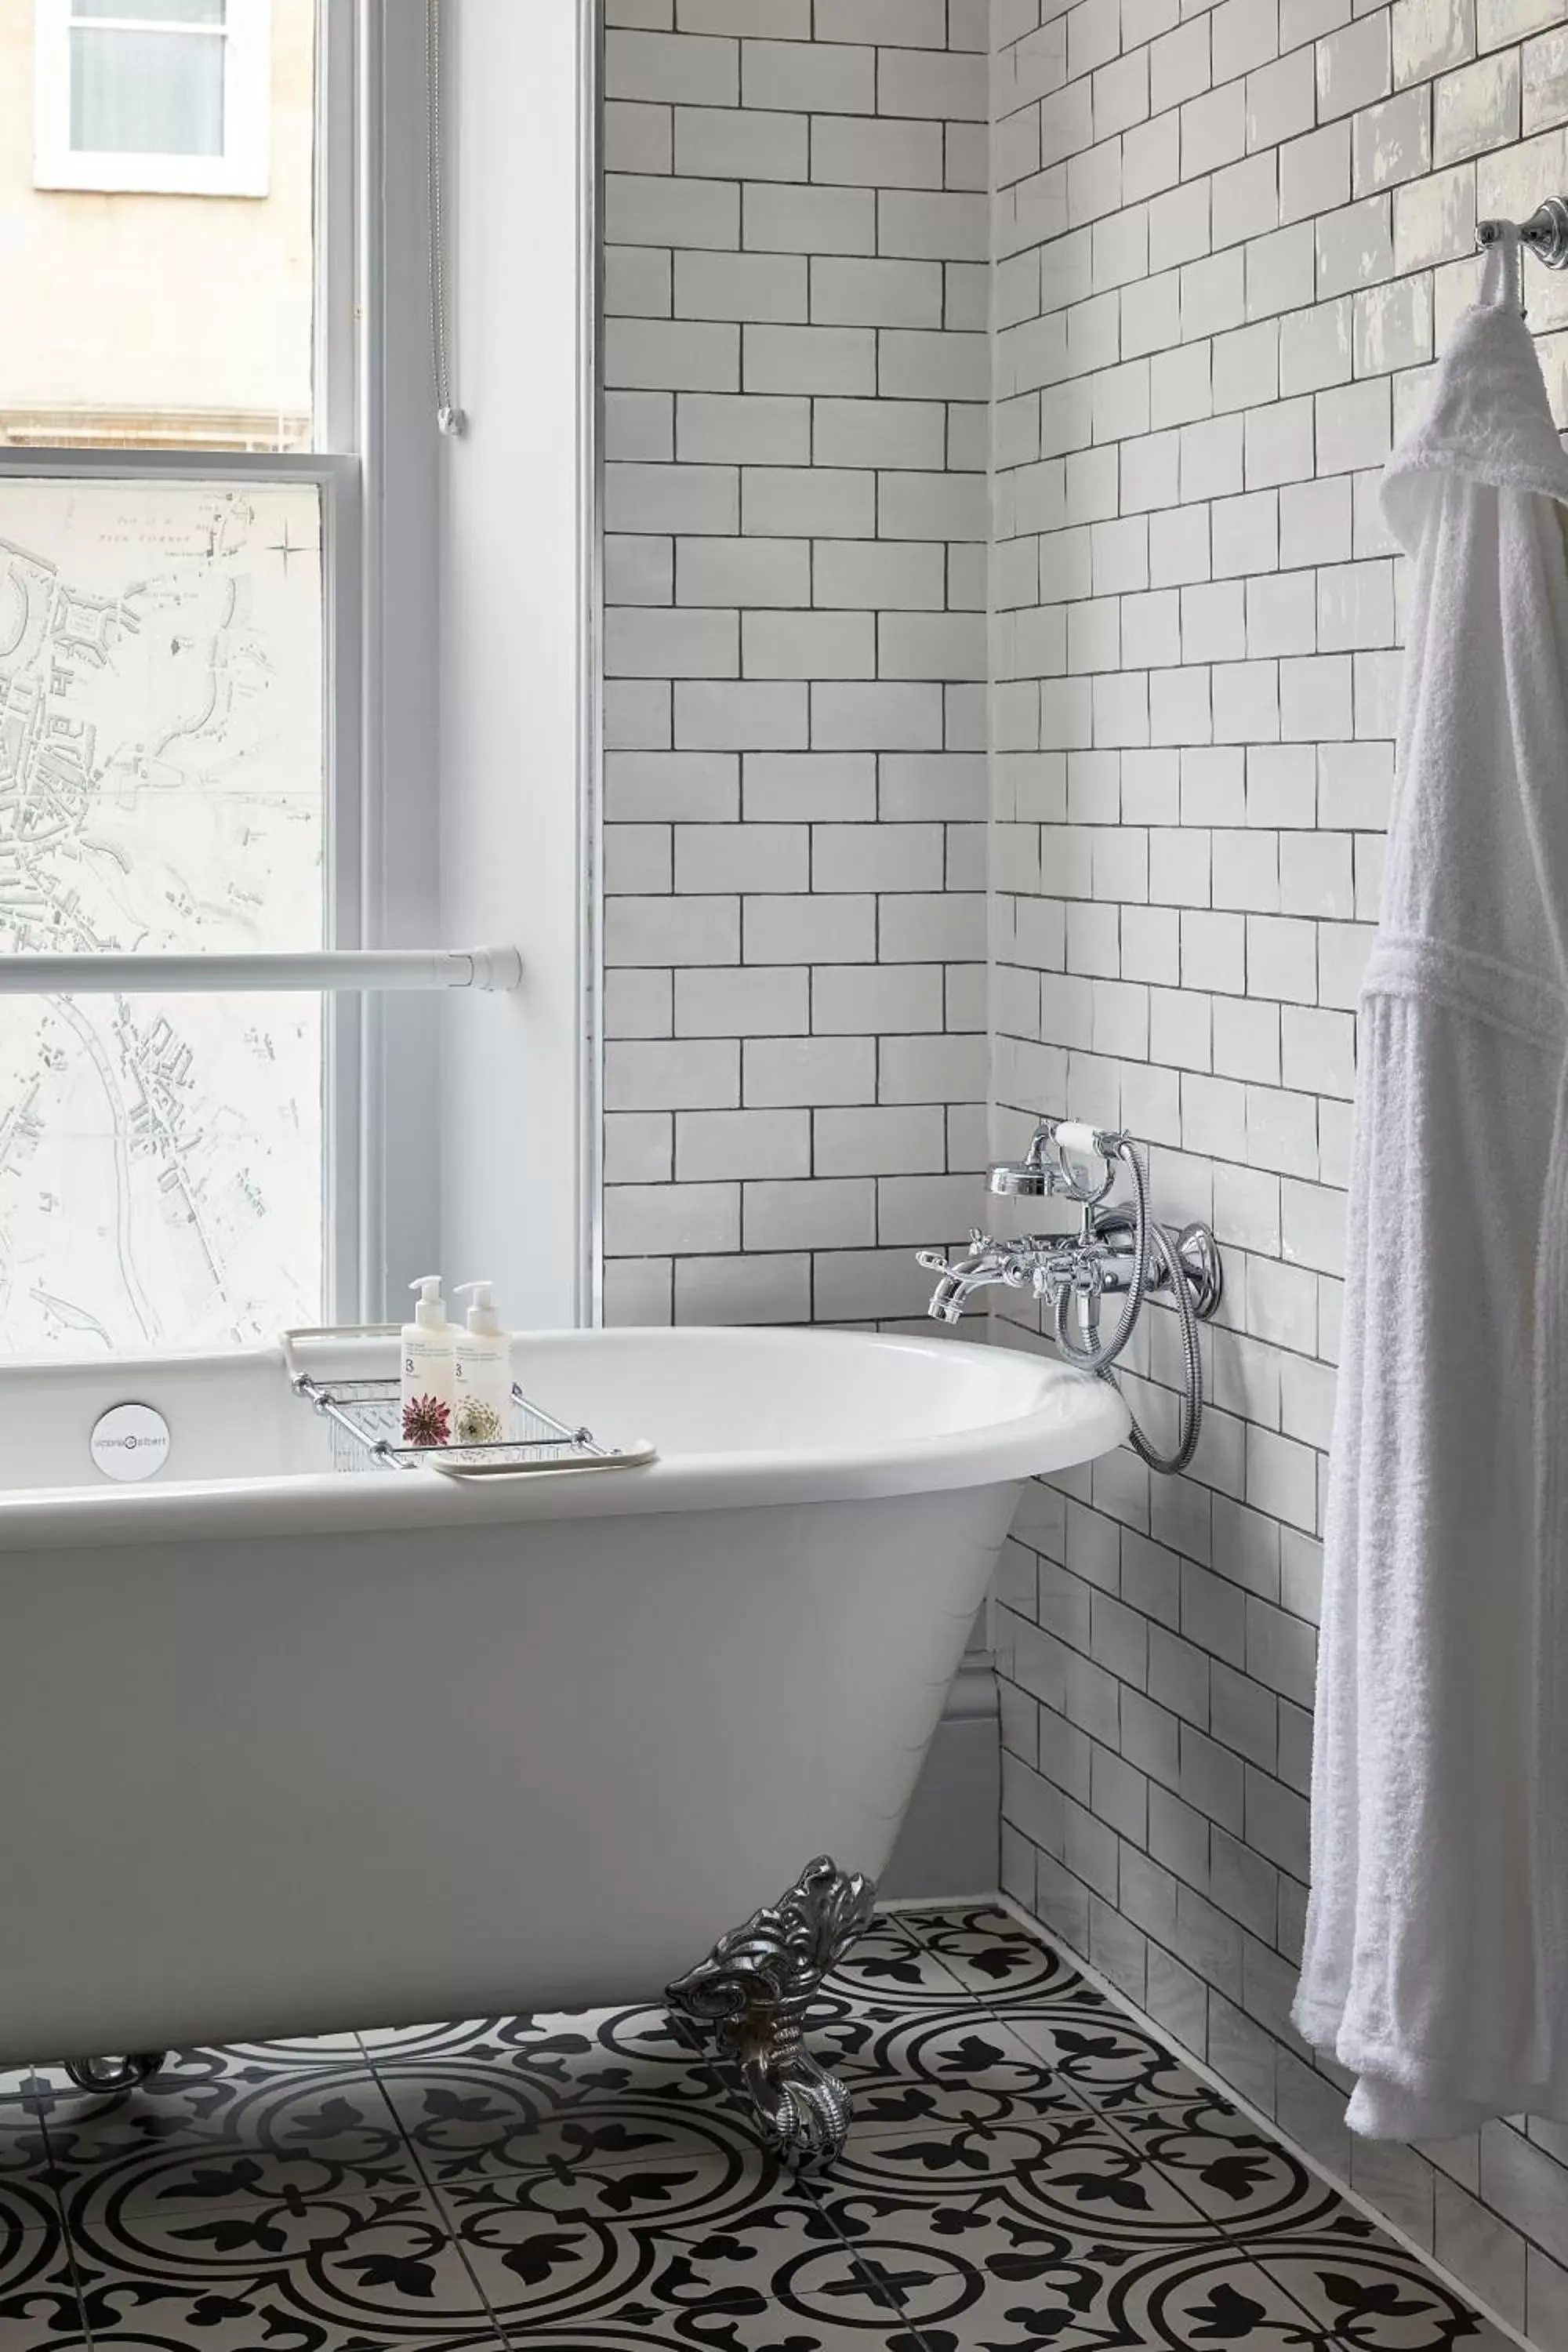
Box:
[0,946,524,995]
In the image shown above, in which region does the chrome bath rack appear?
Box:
[282,1327,655,1480]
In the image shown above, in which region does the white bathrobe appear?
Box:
[1294,237,1568,2140]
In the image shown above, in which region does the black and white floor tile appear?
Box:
[0,1904,1513,2350]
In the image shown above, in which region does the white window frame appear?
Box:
[3,0,595,1350]
[34,0,272,198]
[5,3,413,1336]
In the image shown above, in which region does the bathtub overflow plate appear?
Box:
[91,1403,171,1483]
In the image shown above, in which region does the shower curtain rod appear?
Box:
[1477,197,1568,268]
[0,946,524,994]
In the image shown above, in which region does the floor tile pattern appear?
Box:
[0,1905,1512,2350]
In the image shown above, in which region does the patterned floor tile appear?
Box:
[0,2177,79,2352]
[821,1916,971,2009]
[65,2180,499,2347]
[892,1903,1094,2010]
[1256,2223,1519,2350]
[10,2339,506,2352]
[42,2054,423,2227]
[371,2007,735,2190]
[200,2032,368,2068]
[1002,1997,1212,2116]
[802,2179,1338,2350]
[806,1998,1094,2147]
[0,1906,1513,2352]
[437,2154,898,2350]
[38,2331,508,2351]
[0,2071,59,2178]
[1103,2092,1355,2241]
[805,2097,1234,2248]
[0,2250,95,2352]
[357,2022,496,2064]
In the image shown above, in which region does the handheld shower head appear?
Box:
[987,1158,1058,1197]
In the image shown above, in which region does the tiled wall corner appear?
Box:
[601,0,991,1330]
[989,0,1568,2344]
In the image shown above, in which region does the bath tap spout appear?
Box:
[917,1237,1018,1324]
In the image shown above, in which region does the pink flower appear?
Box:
[402,1394,451,1446]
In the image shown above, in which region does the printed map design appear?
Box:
[0,479,324,1356]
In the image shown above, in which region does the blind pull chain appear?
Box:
[427,0,464,437]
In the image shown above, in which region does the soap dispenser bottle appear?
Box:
[454,1279,512,1444]
[401,1275,456,1447]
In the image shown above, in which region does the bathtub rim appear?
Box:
[0,1324,1128,1549]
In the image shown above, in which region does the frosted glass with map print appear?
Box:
[0,477,325,1354]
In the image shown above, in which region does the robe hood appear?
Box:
[1382,298,1568,554]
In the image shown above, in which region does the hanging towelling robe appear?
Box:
[1293,234,1568,2140]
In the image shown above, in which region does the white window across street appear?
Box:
[34,0,272,198]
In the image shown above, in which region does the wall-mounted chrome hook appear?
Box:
[1478,197,1568,270]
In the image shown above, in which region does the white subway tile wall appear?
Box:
[992,1,1568,2341]
[602,0,989,1330]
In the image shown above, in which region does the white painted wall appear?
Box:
[437,0,593,1330]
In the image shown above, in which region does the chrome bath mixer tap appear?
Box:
[916,1119,1222,1477]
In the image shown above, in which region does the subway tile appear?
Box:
[1316,193,1396,300]
[1393,158,1478,268]
[742,36,874,111]
[679,0,808,32]
[1524,29,1568,134]
[676,250,808,324]
[1152,16,1212,114]
[879,48,989,121]
[1317,16,1391,124]
[606,172,742,252]
[604,1178,739,1254]
[674,103,806,180]
[1280,121,1350,227]
[675,1251,811,1323]
[605,1038,740,1111]
[596,257,671,334]
[1353,85,1434,198]
[744,180,877,254]
[606,27,739,104]
[674,678,810,747]
[814,0,946,42]
[1247,49,1316,154]
[606,602,742,687]
[1475,0,1560,45]
[1393,0,1476,89]
[607,315,740,391]
[1435,46,1522,162]
[605,100,674,178]
[1434,2176,1528,2334]
[607,532,675,606]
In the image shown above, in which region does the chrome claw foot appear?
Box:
[666,1853,877,2171]
[62,2052,165,2096]
[743,2045,852,2166]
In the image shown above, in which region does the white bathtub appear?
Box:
[0,1325,1124,2068]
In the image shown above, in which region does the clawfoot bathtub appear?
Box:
[0,1325,1125,2161]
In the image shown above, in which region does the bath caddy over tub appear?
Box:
[283,1325,659,1477]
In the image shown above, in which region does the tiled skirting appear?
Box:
[0,1902,1511,2349]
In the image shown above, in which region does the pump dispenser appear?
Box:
[454,1279,512,1444]
[401,1275,457,1446]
